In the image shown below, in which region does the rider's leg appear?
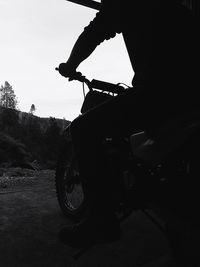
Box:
[69,87,155,216]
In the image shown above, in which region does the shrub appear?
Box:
[0,133,31,166]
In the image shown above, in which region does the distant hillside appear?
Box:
[0,106,70,129]
[17,109,70,132]
[0,106,71,169]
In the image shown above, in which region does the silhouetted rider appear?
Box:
[57,0,198,247]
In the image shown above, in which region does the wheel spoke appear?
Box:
[63,176,84,211]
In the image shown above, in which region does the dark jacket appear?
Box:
[80,1,198,93]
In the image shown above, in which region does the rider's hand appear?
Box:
[57,62,77,80]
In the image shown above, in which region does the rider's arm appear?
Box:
[59,1,121,76]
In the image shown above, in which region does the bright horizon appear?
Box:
[0,0,134,121]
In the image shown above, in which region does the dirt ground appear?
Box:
[0,170,177,267]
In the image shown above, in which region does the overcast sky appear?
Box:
[0,0,133,120]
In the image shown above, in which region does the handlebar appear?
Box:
[90,79,125,94]
[55,68,126,95]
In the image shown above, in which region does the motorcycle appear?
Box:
[55,72,200,228]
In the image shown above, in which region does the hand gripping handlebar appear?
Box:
[55,67,126,94]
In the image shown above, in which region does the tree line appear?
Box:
[0,81,70,169]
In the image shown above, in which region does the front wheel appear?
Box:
[55,147,88,221]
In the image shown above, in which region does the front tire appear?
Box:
[55,141,88,221]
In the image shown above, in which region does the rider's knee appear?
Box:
[70,116,86,138]
[69,117,79,136]
[70,115,96,143]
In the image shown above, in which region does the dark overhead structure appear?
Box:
[66,0,101,10]
[66,0,199,16]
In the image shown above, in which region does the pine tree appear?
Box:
[29,104,36,115]
[0,81,18,109]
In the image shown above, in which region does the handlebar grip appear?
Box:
[91,79,125,94]
[55,66,86,82]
